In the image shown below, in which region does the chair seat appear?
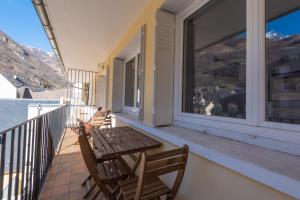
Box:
[97,159,129,183]
[119,177,171,200]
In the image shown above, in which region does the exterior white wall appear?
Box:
[96,75,106,109]
[28,104,62,119]
[0,74,17,99]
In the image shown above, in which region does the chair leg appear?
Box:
[116,192,123,200]
[91,189,101,200]
[83,183,96,198]
[81,174,92,186]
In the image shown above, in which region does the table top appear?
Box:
[91,126,162,160]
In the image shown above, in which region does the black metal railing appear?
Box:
[0,105,69,200]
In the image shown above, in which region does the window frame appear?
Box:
[122,50,140,115]
[257,0,300,132]
[174,0,251,125]
[173,0,300,147]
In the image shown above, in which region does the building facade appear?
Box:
[35,0,300,199]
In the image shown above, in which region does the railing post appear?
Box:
[32,117,43,200]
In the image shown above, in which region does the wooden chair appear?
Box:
[90,110,112,128]
[73,109,111,136]
[78,127,131,200]
[117,145,189,200]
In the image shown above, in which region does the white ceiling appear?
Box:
[44,0,149,71]
[117,31,141,60]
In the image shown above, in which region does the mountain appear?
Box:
[190,31,300,117]
[0,31,67,91]
[266,30,289,40]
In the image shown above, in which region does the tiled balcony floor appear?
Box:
[39,129,103,200]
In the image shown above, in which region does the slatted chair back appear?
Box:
[91,110,112,127]
[135,145,189,200]
[95,109,111,119]
[79,122,96,158]
[78,135,115,200]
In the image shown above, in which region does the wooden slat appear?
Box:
[103,162,112,179]
[144,163,184,178]
[91,126,162,160]
[91,129,106,154]
[108,160,120,178]
[123,180,162,196]
[146,156,184,171]
[97,163,107,180]
[147,148,186,162]
[115,157,131,175]
[142,188,171,200]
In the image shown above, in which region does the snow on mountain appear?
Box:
[266,30,289,40]
[21,44,62,74]
[0,31,67,91]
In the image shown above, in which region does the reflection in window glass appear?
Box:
[125,58,135,107]
[182,0,246,119]
[136,54,141,108]
[266,1,300,124]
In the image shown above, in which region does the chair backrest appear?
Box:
[99,110,111,118]
[91,110,112,127]
[135,145,189,200]
[79,122,95,158]
[78,135,114,199]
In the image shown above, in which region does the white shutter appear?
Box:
[112,58,124,112]
[153,10,175,126]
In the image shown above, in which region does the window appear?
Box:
[124,53,141,111]
[174,0,300,154]
[124,57,136,107]
[265,1,300,125]
[182,0,246,119]
[136,53,141,108]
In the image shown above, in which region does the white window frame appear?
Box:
[173,0,300,149]
[122,50,140,116]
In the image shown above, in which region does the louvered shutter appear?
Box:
[138,25,146,121]
[153,10,175,126]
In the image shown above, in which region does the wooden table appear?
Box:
[90,126,162,160]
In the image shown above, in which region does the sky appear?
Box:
[0,0,52,52]
[267,10,300,35]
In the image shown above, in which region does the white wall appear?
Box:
[96,75,106,109]
[0,74,17,98]
[28,104,62,119]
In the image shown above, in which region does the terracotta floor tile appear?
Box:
[51,185,69,196]
[69,188,86,200]
[39,186,52,199]
[50,192,69,200]
[38,129,93,200]
[69,183,82,192]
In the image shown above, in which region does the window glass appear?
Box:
[136,53,141,108]
[125,58,135,107]
[182,0,246,119]
[266,1,300,124]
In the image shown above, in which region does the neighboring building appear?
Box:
[35,0,300,199]
[0,73,17,98]
[0,73,33,99]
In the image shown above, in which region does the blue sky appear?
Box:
[267,10,300,35]
[0,0,52,52]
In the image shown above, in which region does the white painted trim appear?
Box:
[114,113,300,199]
[122,52,141,115]
[173,0,300,152]
[123,106,139,116]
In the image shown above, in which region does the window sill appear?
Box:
[114,113,300,199]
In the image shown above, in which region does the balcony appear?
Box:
[38,129,90,200]
[1,0,300,199]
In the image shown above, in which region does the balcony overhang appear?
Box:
[33,0,149,72]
